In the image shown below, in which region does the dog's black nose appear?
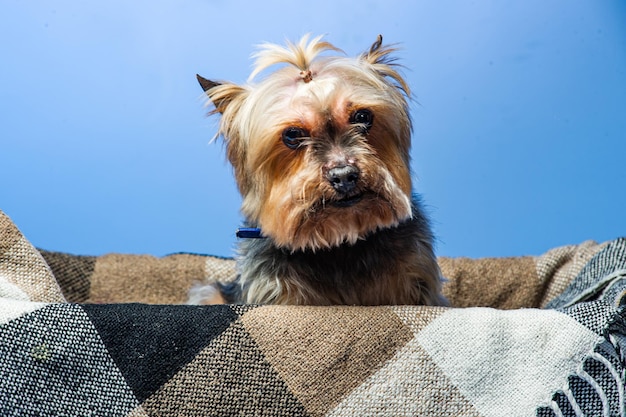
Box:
[326,165,360,194]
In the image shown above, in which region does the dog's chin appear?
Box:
[329,192,364,208]
[263,191,412,253]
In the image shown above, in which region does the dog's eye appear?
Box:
[282,127,308,149]
[349,109,374,132]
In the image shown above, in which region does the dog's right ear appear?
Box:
[196,74,247,114]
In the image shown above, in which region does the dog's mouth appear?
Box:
[330,192,364,208]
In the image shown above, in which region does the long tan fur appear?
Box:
[196,35,446,306]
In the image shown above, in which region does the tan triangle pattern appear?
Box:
[241,305,413,416]
[535,240,606,307]
[440,256,539,309]
[141,319,307,417]
[323,305,482,416]
[327,338,482,417]
[0,211,65,303]
[390,305,448,333]
[89,253,207,304]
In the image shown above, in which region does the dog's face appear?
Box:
[199,35,413,251]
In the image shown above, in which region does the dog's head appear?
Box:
[198,34,413,251]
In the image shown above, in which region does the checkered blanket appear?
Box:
[1,210,624,416]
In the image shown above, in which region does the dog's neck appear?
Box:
[230,198,443,305]
[235,227,264,239]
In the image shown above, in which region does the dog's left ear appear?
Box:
[196,74,220,92]
[196,74,247,114]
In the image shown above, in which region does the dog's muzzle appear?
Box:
[326,165,360,194]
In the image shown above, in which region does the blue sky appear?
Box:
[2,1,625,259]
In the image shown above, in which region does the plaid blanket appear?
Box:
[1,210,624,416]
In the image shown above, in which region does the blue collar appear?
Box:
[236,227,264,239]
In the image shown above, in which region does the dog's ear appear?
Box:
[363,34,396,65]
[367,34,384,58]
[196,74,220,92]
[196,74,247,114]
[361,35,409,96]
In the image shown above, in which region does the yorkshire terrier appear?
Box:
[194,34,445,306]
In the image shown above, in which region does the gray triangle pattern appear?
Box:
[0,303,139,416]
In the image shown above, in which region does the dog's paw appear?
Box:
[186,282,226,305]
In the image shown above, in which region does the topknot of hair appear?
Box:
[247,34,343,82]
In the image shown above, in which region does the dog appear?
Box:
[194,34,445,306]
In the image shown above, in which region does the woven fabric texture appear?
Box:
[1,210,624,416]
